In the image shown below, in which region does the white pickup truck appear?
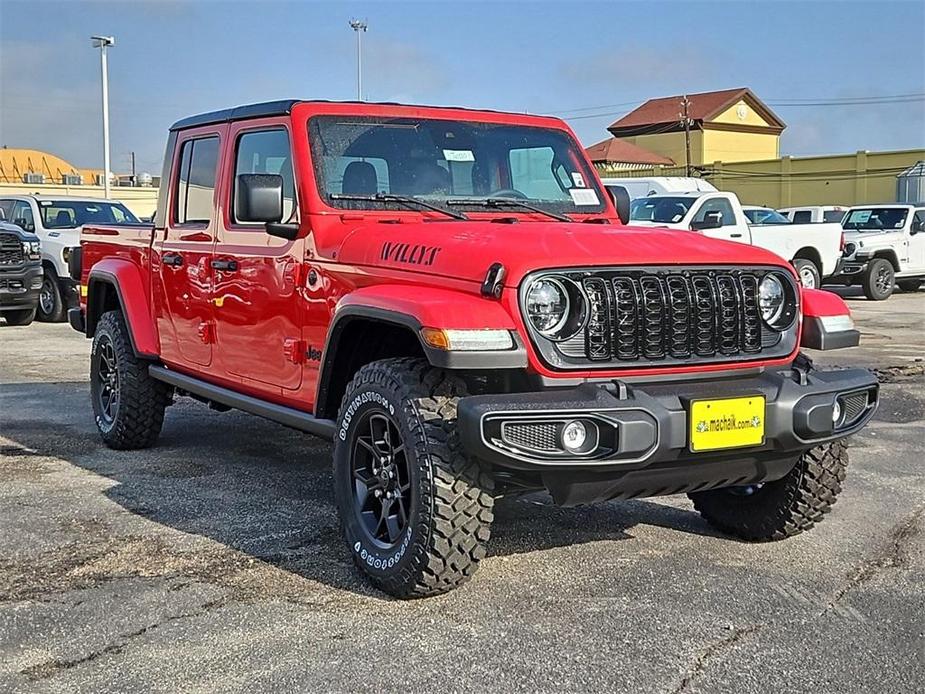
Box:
[834,204,925,300]
[628,191,844,288]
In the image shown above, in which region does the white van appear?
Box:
[601,176,717,200]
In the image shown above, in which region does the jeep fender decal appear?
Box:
[380,241,441,267]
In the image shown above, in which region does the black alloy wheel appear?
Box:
[350,411,412,547]
[96,335,120,425]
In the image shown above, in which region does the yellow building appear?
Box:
[601,87,784,167]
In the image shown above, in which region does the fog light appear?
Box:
[31,277,43,289]
[561,420,587,451]
[832,400,842,425]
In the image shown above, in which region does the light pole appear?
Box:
[91,35,115,199]
[348,19,367,101]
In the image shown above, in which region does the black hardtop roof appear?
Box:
[168,99,552,131]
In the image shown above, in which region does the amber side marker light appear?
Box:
[420,328,514,351]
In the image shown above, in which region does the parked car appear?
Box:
[0,210,43,326]
[742,205,793,225]
[779,205,848,224]
[834,204,925,299]
[629,191,844,288]
[0,195,143,322]
[601,176,717,200]
[70,99,876,598]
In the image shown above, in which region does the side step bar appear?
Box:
[149,365,336,440]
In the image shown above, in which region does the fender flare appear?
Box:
[315,285,527,416]
[86,259,159,358]
[800,288,859,350]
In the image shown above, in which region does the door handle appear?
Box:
[730,233,743,238]
[211,259,238,272]
[162,252,183,267]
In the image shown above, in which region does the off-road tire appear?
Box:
[2,307,36,326]
[333,358,494,598]
[37,266,66,322]
[688,440,848,541]
[897,279,922,292]
[91,310,170,450]
[793,258,821,289]
[862,258,894,301]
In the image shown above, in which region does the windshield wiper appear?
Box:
[329,192,468,220]
[446,197,574,223]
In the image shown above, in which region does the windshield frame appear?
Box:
[306,115,608,216]
[842,207,909,232]
[37,199,141,228]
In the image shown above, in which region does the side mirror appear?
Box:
[14,217,34,232]
[911,219,923,234]
[0,208,5,221]
[607,185,631,225]
[691,211,723,231]
[236,173,284,224]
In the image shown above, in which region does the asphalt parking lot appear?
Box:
[1,290,923,693]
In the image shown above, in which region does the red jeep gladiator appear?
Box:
[69,100,878,598]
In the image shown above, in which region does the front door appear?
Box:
[909,209,925,272]
[152,130,223,368]
[693,197,746,243]
[212,122,304,392]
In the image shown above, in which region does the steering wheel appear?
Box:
[487,188,529,200]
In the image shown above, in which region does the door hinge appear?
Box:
[284,338,308,364]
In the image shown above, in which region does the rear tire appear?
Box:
[37,267,66,322]
[793,258,821,289]
[333,358,494,598]
[897,279,922,292]
[90,310,170,449]
[688,440,848,541]
[862,258,894,300]
[2,307,36,326]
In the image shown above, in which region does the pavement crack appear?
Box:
[18,597,227,681]
[669,625,759,694]
[822,505,924,617]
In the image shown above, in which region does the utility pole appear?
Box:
[91,35,115,198]
[349,19,368,101]
[130,151,136,186]
[680,94,693,177]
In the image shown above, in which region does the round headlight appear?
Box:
[526,278,569,335]
[758,274,785,326]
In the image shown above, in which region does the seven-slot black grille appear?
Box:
[524,267,795,370]
[0,233,24,266]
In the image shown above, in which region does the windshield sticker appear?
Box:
[443,149,475,162]
[381,241,441,267]
[672,214,683,223]
[850,211,872,223]
[39,200,52,206]
[569,188,599,206]
[571,173,586,188]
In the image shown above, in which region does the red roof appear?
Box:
[584,137,674,165]
[608,88,785,134]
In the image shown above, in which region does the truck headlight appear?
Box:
[758,273,796,331]
[23,240,41,261]
[525,277,586,340]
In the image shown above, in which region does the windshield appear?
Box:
[744,208,790,225]
[38,200,141,228]
[843,208,908,232]
[308,116,605,215]
[629,196,695,223]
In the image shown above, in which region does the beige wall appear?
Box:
[621,131,702,166]
[702,129,779,164]
[0,183,158,217]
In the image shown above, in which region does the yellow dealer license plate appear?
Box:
[689,396,766,452]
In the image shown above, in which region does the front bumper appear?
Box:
[0,263,43,310]
[458,365,878,502]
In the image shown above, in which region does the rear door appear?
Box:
[212,120,304,392]
[152,127,224,368]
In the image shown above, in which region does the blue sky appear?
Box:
[1,0,923,176]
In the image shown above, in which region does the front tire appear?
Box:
[333,358,494,598]
[793,258,821,289]
[688,440,848,541]
[37,267,66,322]
[862,258,894,300]
[90,310,171,449]
[2,307,36,326]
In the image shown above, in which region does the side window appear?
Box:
[12,201,35,231]
[233,129,296,223]
[913,210,925,231]
[174,136,220,225]
[693,198,736,227]
[792,210,812,224]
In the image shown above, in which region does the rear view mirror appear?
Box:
[691,211,723,231]
[236,173,283,224]
[607,185,631,225]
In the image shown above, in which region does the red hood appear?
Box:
[336,220,792,285]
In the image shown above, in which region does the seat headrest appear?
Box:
[342,161,378,195]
